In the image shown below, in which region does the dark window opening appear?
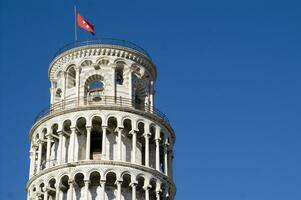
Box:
[90,131,102,160]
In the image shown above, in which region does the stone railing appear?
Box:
[35,96,169,125]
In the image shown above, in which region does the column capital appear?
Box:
[58,131,64,136]
[155,137,161,142]
[116,127,124,132]
[84,180,90,185]
[143,184,152,190]
[143,132,151,138]
[74,65,81,72]
[100,179,106,185]
[129,181,138,187]
[36,139,44,145]
[129,129,138,135]
[115,179,123,185]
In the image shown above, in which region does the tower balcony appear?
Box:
[52,38,152,61]
[34,96,170,126]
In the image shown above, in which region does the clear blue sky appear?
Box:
[0,0,300,199]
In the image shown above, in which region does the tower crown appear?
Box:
[27,38,176,200]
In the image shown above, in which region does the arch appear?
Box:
[80,59,93,67]
[89,171,101,186]
[66,65,76,89]
[97,58,110,66]
[91,116,103,160]
[115,61,125,85]
[55,88,62,100]
[105,171,117,200]
[84,74,105,100]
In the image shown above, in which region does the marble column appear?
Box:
[155,138,161,171]
[84,180,90,200]
[116,180,122,200]
[68,180,74,200]
[156,190,161,200]
[117,128,122,161]
[164,142,169,176]
[55,183,60,200]
[102,126,107,160]
[75,66,81,104]
[30,145,37,176]
[46,134,52,168]
[69,127,76,162]
[130,130,137,163]
[57,132,63,165]
[129,70,133,104]
[100,180,106,200]
[144,133,151,167]
[85,127,91,160]
[37,140,43,172]
[144,185,151,200]
[130,182,137,200]
[43,186,48,200]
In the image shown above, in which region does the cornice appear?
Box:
[26,160,176,194]
[29,106,176,144]
[48,45,157,81]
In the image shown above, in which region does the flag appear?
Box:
[77,12,95,35]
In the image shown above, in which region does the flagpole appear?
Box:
[74,5,78,41]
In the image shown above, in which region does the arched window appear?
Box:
[88,81,104,91]
[84,74,105,101]
[116,68,124,85]
[55,88,62,100]
[66,66,76,88]
[115,62,125,85]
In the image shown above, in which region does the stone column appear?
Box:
[57,132,63,165]
[168,149,173,178]
[116,180,122,200]
[46,134,52,168]
[75,66,81,102]
[43,189,48,200]
[144,133,151,167]
[130,182,137,200]
[144,185,151,200]
[37,140,43,172]
[150,81,154,109]
[102,126,107,160]
[68,180,74,200]
[155,138,161,171]
[69,127,76,162]
[85,127,91,160]
[62,71,67,101]
[84,180,90,200]
[50,85,55,105]
[164,142,169,176]
[100,180,106,200]
[130,130,137,163]
[30,145,37,176]
[156,190,161,200]
[129,69,133,103]
[55,183,60,200]
[112,66,116,98]
[117,128,123,161]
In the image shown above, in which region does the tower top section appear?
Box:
[48,38,157,81]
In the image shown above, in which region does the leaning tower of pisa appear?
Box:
[26,39,176,200]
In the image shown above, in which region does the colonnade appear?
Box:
[30,170,171,200]
[30,118,174,179]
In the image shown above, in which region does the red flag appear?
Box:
[77,12,95,35]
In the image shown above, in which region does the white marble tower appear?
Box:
[26,39,176,200]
